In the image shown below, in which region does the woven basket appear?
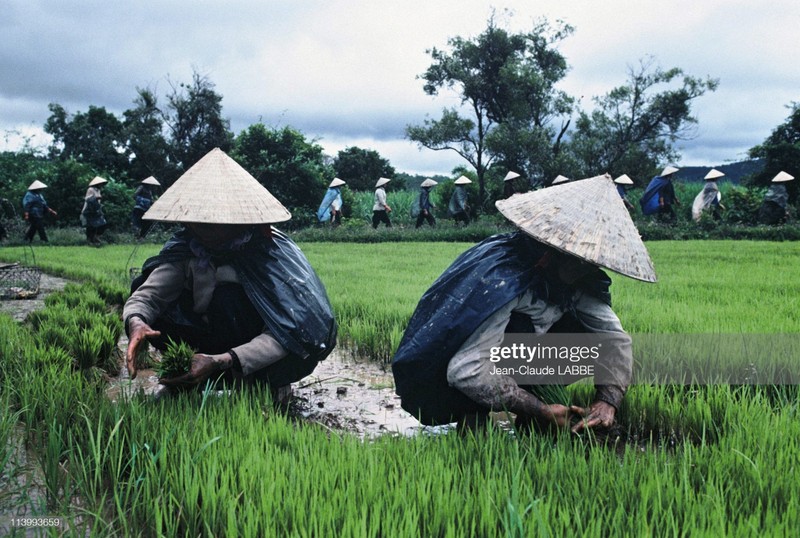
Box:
[0,263,41,299]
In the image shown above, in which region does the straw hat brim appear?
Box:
[143,148,291,224]
[495,174,657,282]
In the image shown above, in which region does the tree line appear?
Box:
[0,15,797,232]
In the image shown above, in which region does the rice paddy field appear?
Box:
[1,238,799,536]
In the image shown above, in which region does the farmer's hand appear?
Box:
[569,401,616,433]
[385,205,392,213]
[125,317,160,379]
[539,403,574,428]
[48,208,58,217]
[159,353,231,387]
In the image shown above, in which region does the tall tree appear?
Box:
[123,88,171,185]
[567,58,718,181]
[164,71,233,177]
[44,103,128,177]
[333,146,396,191]
[406,16,575,208]
[232,124,332,218]
[748,102,800,201]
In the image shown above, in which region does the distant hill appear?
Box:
[675,159,764,184]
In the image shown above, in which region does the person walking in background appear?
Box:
[758,171,794,225]
[131,176,161,238]
[22,180,57,243]
[81,176,108,245]
[393,175,655,431]
[449,175,471,224]
[415,178,438,228]
[503,171,522,199]
[317,178,346,227]
[614,174,635,211]
[640,166,680,223]
[550,174,571,186]
[372,177,392,229]
[692,169,725,222]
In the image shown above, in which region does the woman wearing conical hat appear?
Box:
[317,178,346,227]
[81,176,108,245]
[503,171,522,199]
[393,174,655,431]
[21,180,57,243]
[758,171,794,225]
[640,166,680,223]
[372,177,392,228]
[449,175,472,224]
[124,148,337,399]
[131,176,161,238]
[415,178,438,228]
[613,174,635,211]
[692,169,725,222]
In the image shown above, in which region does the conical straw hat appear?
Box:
[89,176,108,187]
[27,180,48,190]
[141,176,161,186]
[420,178,438,188]
[704,169,724,180]
[614,174,634,185]
[375,177,391,188]
[454,175,472,185]
[495,174,657,282]
[504,171,521,181]
[772,171,794,183]
[143,148,291,224]
[660,166,679,177]
[551,174,570,185]
[329,178,346,188]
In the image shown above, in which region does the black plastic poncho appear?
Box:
[391,232,611,425]
[135,228,337,363]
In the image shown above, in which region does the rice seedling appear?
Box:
[157,338,195,378]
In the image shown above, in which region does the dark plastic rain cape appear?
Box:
[134,228,337,362]
[639,176,670,215]
[391,232,611,425]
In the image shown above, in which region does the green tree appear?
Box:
[567,58,718,182]
[232,124,332,225]
[407,16,575,207]
[122,88,171,186]
[332,147,397,191]
[44,104,128,178]
[164,71,233,179]
[749,102,800,202]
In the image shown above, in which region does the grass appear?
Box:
[0,240,799,535]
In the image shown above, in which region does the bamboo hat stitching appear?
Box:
[143,147,291,224]
[495,174,657,282]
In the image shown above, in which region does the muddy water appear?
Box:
[107,336,441,438]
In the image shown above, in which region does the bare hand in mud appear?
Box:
[541,403,574,428]
[569,401,616,433]
[126,317,160,379]
[159,354,220,387]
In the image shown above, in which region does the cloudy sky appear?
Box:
[1,0,798,176]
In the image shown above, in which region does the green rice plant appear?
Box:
[158,338,195,378]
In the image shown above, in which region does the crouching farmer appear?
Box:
[124,148,337,399]
[392,175,656,432]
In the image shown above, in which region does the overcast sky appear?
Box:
[2,0,798,176]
